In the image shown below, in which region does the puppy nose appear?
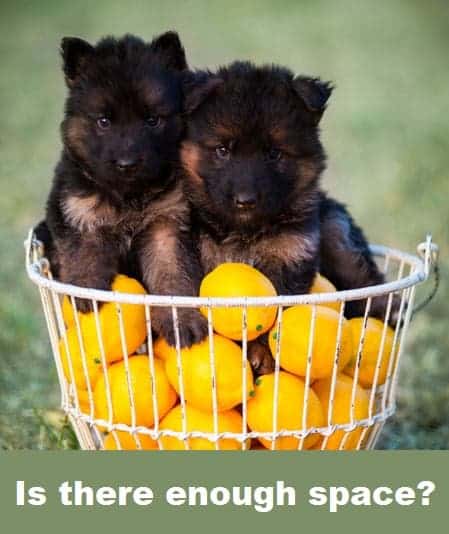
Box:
[115,157,138,171]
[234,192,257,209]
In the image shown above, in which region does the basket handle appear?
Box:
[416,234,439,278]
[24,229,51,277]
[412,235,440,318]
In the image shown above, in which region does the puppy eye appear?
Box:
[146,116,161,128]
[215,145,230,159]
[96,117,111,130]
[267,148,282,162]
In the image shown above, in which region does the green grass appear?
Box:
[1,0,448,449]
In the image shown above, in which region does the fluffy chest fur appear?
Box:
[199,228,319,275]
[61,182,189,239]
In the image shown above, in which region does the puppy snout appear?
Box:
[115,157,139,172]
[234,191,257,209]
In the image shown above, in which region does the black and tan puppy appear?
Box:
[180,62,391,372]
[43,32,207,346]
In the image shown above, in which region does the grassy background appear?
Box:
[0,0,448,449]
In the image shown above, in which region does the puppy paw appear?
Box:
[156,308,209,348]
[73,296,96,314]
[248,340,275,376]
[63,275,113,315]
[177,309,209,347]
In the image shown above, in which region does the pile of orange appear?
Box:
[59,275,176,450]
[58,266,396,451]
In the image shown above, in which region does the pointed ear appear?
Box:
[293,76,334,123]
[150,31,187,71]
[61,37,94,87]
[182,71,223,113]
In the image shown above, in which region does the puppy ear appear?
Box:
[183,71,223,113]
[61,37,94,87]
[150,31,187,71]
[293,76,334,122]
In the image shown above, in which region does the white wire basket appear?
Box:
[25,229,438,451]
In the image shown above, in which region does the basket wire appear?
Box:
[25,230,436,450]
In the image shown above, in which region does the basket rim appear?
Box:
[66,404,396,442]
[25,229,428,308]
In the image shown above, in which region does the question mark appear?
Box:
[416,481,436,506]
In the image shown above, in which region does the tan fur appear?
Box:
[62,194,117,232]
[65,117,90,161]
[181,142,203,184]
[141,224,180,292]
[143,183,189,225]
[298,157,321,186]
[257,232,317,265]
[62,182,188,235]
[151,225,178,255]
[200,230,317,274]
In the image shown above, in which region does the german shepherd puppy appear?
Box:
[180,62,391,372]
[42,32,207,347]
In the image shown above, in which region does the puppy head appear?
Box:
[61,32,187,194]
[181,62,333,231]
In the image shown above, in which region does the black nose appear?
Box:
[115,157,138,172]
[234,192,257,209]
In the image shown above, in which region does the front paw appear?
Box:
[73,297,95,314]
[156,308,209,348]
[248,340,275,376]
[63,275,113,315]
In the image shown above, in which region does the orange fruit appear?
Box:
[59,327,103,391]
[313,374,369,450]
[153,337,172,361]
[199,263,277,341]
[268,305,353,380]
[75,388,93,413]
[103,431,159,450]
[309,273,340,312]
[247,371,324,450]
[62,295,77,328]
[159,404,247,450]
[93,355,177,427]
[61,274,147,363]
[164,334,253,412]
[345,317,395,387]
[308,438,324,450]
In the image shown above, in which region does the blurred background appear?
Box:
[0,0,447,449]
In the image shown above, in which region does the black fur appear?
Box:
[180,61,392,372]
[181,63,327,290]
[319,194,391,318]
[42,32,207,347]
